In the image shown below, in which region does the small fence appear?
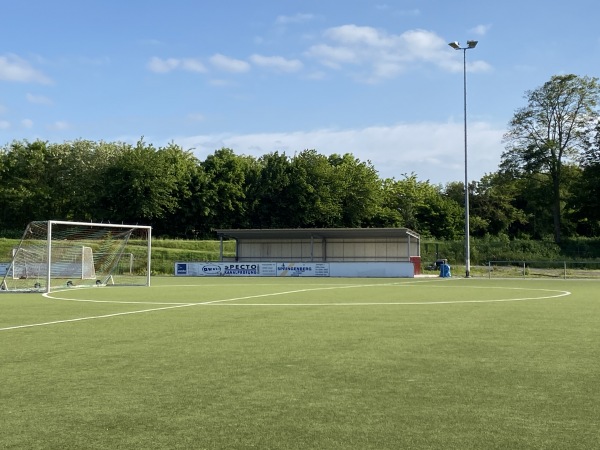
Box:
[486,260,600,279]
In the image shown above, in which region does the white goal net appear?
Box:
[11,245,96,280]
[1,221,151,293]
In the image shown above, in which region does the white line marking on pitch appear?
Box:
[0,303,197,331]
[1,287,362,331]
[0,283,571,332]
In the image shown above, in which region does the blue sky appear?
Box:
[1,0,599,184]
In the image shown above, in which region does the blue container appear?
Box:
[439,263,451,278]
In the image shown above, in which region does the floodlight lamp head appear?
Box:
[467,40,478,49]
[448,41,461,50]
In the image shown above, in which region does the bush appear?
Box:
[422,236,600,266]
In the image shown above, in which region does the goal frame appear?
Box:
[44,221,152,292]
[2,220,152,293]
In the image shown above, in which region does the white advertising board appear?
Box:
[329,262,414,278]
[175,261,414,278]
[175,262,276,277]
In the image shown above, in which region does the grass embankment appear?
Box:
[0,238,237,275]
[150,239,236,274]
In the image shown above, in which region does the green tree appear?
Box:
[381,174,463,239]
[0,140,50,229]
[245,150,381,229]
[286,150,340,227]
[467,173,528,237]
[95,140,180,224]
[328,154,382,227]
[509,174,554,239]
[501,74,600,242]
[0,140,94,228]
[367,180,402,228]
[44,140,120,223]
[568,119,600,235]
[246,151,294,228]
[0,139,146,231]
[201,148,254,230]
[444,180,488,238]
[152,143,209,237]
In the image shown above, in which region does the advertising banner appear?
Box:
[276,262,330,277]
[174,261,413,278]
[174,262,277,277]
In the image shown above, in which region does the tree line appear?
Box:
[1,74,599,243]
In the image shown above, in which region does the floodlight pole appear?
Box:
[449,40,477,278]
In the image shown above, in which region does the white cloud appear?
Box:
[0,120,10,130]
[147,25,490,83]
[249,54,303,73]
[147,57,180,73]
[180,58,207,73]
[470,24,492,36]
[209,53,251,73]
[0,54,52,84]
[305,44,360,69]
[467,60,493,73]
[174,120,505,184]
[21,118,33,128]
[147,57,206,73]
[305,25,490,82]
[26,93,52,105]
[324,24,386,46]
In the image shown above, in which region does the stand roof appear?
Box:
[215,228,420,240]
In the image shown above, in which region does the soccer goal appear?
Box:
[1,221,151,293]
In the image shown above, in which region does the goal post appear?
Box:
[1,220,151,293]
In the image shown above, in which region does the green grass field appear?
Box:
[1,276,599,449]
